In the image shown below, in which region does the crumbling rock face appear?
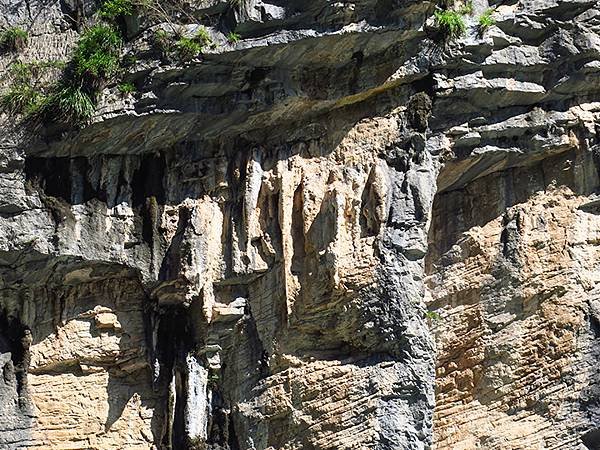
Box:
[0,0,600,449]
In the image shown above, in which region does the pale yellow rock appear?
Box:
[427,149,600,449]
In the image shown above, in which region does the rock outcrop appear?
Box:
[0,0,599,449]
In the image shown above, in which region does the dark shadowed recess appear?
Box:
[0,312,30,406]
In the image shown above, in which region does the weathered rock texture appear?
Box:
[0,0,599,449]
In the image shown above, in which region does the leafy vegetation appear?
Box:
[39,85,96,124]
[175,36,203,60]
[174,27,212,60]
[151,29,172,57]
[478,9,496,34]
[458,0,473,15]
[73,25,122,81]
[425,311,442,321]
[0,63,94,125]
[9,60,65,82]
[17,24,124,125]
[194,27,211,47]
[434,9,467,40]
[99,0,134,20]
[0,27,28,52]
[0,60,64,117]
[19,2,129,125]
[227,31,241,44]
[0,85,44,116]
[118,81,136,94]
[0,0,219,127]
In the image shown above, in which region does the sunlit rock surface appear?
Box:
[0,0,599,448]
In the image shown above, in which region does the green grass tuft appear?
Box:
[8,61,36,84]
[425,311,442,321]
[118,82,136,94]
[194,27,212,47]
[174,27,212,61]
[74,25,122,81]
[99,0,135,19]
[0,85,44,116]
[0,27,28,52]
[226,31,241,44]
[0,60,67,118]
[175,36,202,60]
[434,9,467,40]
[478,9,496,34]
[10,60,66,83]
[152,29,173,58]
[39,85,96,124]
[458,0,473,15]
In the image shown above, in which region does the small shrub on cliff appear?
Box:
[99,0,135,19]
[434,10,466,40]
[73,25,122,82]
[425,311,442,321]
[175,36,202,60]
[8,60,66,83]
[0,27,28,52]
[194,27,211,46]
[458,0,473,15]
[478,9,496,34]
[38,24,123,126]
[0,60,66,118]
[151,29,171,57]
[174,27,212,60]
[118,81,136,94]
[6,61,35,84]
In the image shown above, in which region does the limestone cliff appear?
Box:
[0,0,599,449]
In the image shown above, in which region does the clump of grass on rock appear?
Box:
[38,85,95,125]
[0,61,64,118]
[99,0,135,20]
[36,24,122,125]
[117,81,136,94]
[434,9,467,40]
[478,9,496,35]
[227,31,241,44]
[0,27,28,52]
[174,27,212,60]
[73,24,122,83]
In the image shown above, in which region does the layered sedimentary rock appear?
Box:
[0,0,599,449]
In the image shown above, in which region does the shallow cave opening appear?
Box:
[131,152,166,208]
[583,428,600,449]
[25,157,73,202]
[0,311,31,405]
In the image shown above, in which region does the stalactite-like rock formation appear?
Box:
[0,0,600,449]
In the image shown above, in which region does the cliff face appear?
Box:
[0,0,599,449]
